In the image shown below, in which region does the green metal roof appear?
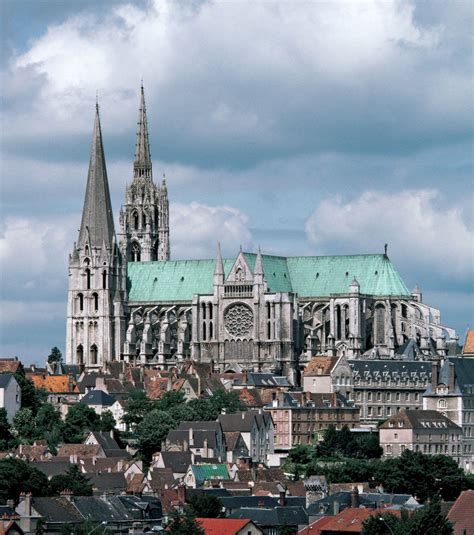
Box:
[127,253,410,303]
[191,464,229,483]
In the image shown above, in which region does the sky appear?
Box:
[0,0,473,364]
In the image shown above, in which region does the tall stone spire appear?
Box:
[254,247,265,285]
[78,104,115,250]
[214,242,225,286]
[134,84,152,180]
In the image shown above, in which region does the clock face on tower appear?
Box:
[224,303,254,337]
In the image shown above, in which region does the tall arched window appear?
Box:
[76,344,84,364]
[133,212,139,230]
[202,322,207,341]
[92,292,99,312]
[90,344,98,365]
[152,241,159,261]
[375,304,386,344]
[85,269,91,290]
[336,305,341,340]
[131,243,141,262]
[77,293,84,312]
[142,213,147,228]
[209,322,213,339]
[102,271,107,289]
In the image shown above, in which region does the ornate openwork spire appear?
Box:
[78,104,115,250]
[134,84,152,180]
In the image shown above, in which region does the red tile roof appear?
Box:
[448,489,474,535]
[463,329,474,355]
[303,356,339,376]
[0,358,22,373]
[317,508,402,534]
[197,518,255,535]
[30,374,79,393]
[298,517,334,535]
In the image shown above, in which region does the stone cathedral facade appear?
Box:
[66,87,457,380]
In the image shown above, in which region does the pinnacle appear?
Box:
[134,85,152,180]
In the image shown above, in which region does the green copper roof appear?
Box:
[191,464,229,483]
[127,253,410,303]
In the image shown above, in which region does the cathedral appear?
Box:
[66,87,457,380]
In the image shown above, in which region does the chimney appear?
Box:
[177,483,186,504]
[258,500,266,508]
[448,363,456,392]
[95,377,107,392]
[334,500,340,515]
[6,499,14,510]
[431,362,439,390]
[188,427,194,447]
[68,374,74,393]
[279,487,286,507]
[351,487,359,508]
[203,438,208,457]
[24,492,32,515]
[241,412,245,420]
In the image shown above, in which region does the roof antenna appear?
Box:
[96,90,99,111]
[384,243,388,256]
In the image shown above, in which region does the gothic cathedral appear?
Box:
[66,87,457,379]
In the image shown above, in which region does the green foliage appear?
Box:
[361,499,453,535]
[287,444,314,465]
[60,521,107,535]
[13,371,46,415]
[187,493,223,518]
[315,426,382,460]
[97,410,116,432]
[166,510,205,535]
[137,409,175,460]
[12,408,36,443]
[49,464,93,496]
[0,458,49,504]
[279,527,298,535]
[122,390,154,428]
[306,450,472,503]
[62,403,99,443]
[34,403,63,450]
[155,390,186,411]
[47,347,63,364]
[0,409,13,451]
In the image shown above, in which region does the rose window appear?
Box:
[224,304,254,337]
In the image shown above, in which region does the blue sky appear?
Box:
[0,0,473,363]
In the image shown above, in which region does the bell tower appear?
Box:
[66,104,125,368]
[120,85,170,262]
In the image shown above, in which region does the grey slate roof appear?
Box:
[425,357,474,396]
[166,429,218,449]
[78,106,115,250]
[0,373,14,388]
[87,431,122,452]
[31,460,70,478]
[31,497,83,523]
[89,472,127,493]
[351,359,432,378]
[159,451,192,473]
[81,389,116,406]
[220,496,278,510]
[247,373,290,387]
[229,506,308,527]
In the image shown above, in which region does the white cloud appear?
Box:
[2,0,471,162]
[170,202,252,259]
[305,189,474,283]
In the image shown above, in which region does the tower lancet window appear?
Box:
[77,293,84,312]
[131,243,141,262]
[102,270,107,289]
[92,292,99,312]
[133,212,139,230]
[85,269,91,290]
[90,344,98,365]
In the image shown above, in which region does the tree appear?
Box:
[209,389,245,418]
[122,390,153,428]
[13,371,46,415]
[62,403,99,443]
[362,512,404,535]
[98,410,116,432]
[187,493,223,518]
[408,498,453,535]
[287,444,314,465]
[137,409,175,460]
[12,408,36,443]
[49,464,93,496]
[155,390,186,411]
[0,458,49,504]
[0,409,13,451]
[47,347,63,364]
[166,511,204,535]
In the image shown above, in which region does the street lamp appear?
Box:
[87,521,107,535]
[378,516,395,535]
